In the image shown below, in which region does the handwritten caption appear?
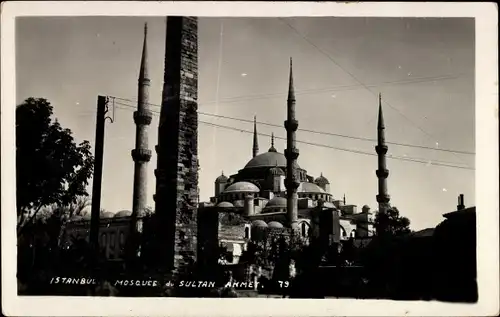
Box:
[49,277,290,289]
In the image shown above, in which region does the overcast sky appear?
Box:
[16,16,475,230]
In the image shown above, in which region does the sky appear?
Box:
[15,16,475,230]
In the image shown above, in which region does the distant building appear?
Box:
[431,194,477,302]
[62,24,399,272]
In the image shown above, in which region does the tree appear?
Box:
[16,98,94,235]
[374,206,411,237]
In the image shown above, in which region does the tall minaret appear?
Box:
[252,115,259,157]
[131,23,152,243]
[375,93,390,214]
[284,58,300,227]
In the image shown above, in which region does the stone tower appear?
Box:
[130,23,152,251]
[375,93,391,214]
[252,115,259,157]
[154,17,199,274]
[284,58,300,227]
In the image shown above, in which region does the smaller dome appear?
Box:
[268,165,285,177]
[265,196,287,208]
[70,215,83,222]
[215,171,229,183]
[101,212,115,219]
[223,181,260,193]
[268,221,284,229]
[82,213,91,220]
[217,201,234,208]
[233,200,244,207]
[323,201,336,208]
[298,182,326,194]
[252,220,268,227]
[115,210,132,218]
[314,173,330,185]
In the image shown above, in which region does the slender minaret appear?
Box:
[253,115,259,157]
[375,93,390,214]
[284,58,300,227]
[130,23,152,248]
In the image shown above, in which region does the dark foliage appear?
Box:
[16,98,94,234]
[374,206,411,237]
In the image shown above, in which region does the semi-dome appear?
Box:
[217,201,234,208]
[215,172,229,183]
[268,221,284,229]
[101,211,115,219]
[265,196,287,208]
[223,181,260,193]
[114,210,132,218]
[314,173,330,185]
[252,220,268,227]
[244,151,301,169]
[297,182,326,194]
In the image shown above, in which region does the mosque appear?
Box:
[62,18,391,270]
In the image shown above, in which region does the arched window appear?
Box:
[244,226,250,239]
[350,230,356,238]
[301,222,307,237]
[100,233,107,248]
[119,231,125,248]
[110,232,115,248]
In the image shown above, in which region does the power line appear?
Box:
[190,73,465,105]
[277,17,473,168]
[109,96,475,156]
[112,102,474,171]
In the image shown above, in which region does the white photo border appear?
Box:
[1,2,498,316]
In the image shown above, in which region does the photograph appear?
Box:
[2,2,498,317]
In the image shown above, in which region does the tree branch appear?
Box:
[17,202,45,237]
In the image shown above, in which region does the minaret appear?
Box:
[154,17,199,274]
[253,116,259,157]
[284,58,300,227]
[375,93,390,214]
[130,23,152,249]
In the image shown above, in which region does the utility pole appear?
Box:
[89,95,112,267]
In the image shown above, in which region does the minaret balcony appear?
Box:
[139,78,151,86]
[284,119,299,131]
[131,149,152,162]
[284,148,300,160]
[376,169,389,178]
[376,194,391,204]
[375,145,388,155]
[134,110,153,125]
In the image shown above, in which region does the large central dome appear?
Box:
[244,151,301,169]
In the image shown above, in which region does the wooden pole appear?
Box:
[89,96,108,266]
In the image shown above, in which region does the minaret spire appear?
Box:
[252,115,259,157]
[268,132,277,152]
[284,57,300,228]
[139,23,149,82]
[375,93,390,215]
[130,22,153,258]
